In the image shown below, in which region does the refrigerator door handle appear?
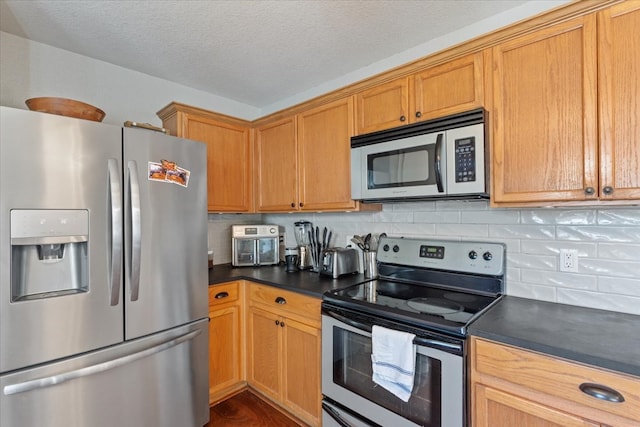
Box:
[108,158,123,306]
[3,329,201,396]
[127,160,142,301]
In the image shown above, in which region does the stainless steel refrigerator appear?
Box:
[0,106,209,427]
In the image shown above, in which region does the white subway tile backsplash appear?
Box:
[557,289,640,315]
[508,253,557,271]
[557,226,640,242]
[198,202,640,315]
[597,243,640,260]
[520,209,596,225]
[521,240,597,257]
[521,269,597,290]
[597,208,640,225]
[436,224,489,237]
[489,224,555,240]
[578,258,640,279]
[598,276,640,297]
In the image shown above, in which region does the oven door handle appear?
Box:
[414,337,462,352]
[322,402,354,427]
[324,308,463,354]
[324,308,372,333]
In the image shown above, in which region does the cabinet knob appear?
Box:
[400,115,406,122]
[299,202,304,208]
[275,320,280,326]
[280,321,285,328]
[584,187,595,195]
[602,186,614,195]
[275,296,287,305]
[291,202,295,208]
[415,111,422,118]
[579,383,625,403]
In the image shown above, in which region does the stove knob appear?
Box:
[383,244,390,252]
[468,250,478,260]
[483,251,493,261]
[393,245,400,253]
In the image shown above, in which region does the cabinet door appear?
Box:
[282,317,321,426]
[491,15,598,204]
[411,52,485,123]
[297,97,357,211]
[355,78,409,134]
[247,306,282,402]
[255,117,298,211]
[184,114,253,212]
[474,384,599,427]
[209,304,242,403]
[598,2,640,200]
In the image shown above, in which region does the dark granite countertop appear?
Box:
[468,295,640,378]
[208,263,367,298]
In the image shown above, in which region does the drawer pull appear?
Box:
[579,383,625,403]
[215,291,229,299]
[275,296,287,305]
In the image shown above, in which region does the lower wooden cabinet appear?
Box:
[208,282,245,404]
[247,283,322,426]
[470,337,640,427]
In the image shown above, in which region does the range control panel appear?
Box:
[377,236,505,276]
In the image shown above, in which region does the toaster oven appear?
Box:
[231,225,284,267]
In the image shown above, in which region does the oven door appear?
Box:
[322,307,464,427]
[351,132,446,201]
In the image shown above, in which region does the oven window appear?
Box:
[367,144,436,189]
[332,327,442,427]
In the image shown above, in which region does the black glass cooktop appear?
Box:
[323,279,501,336]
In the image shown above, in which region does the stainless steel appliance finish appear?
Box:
[231,224,284,266]
[320,247,359,279]
[321,237,505,427]
[351,109,488,202]
[0,106,209,427]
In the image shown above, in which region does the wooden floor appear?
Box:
[206,390,304,426]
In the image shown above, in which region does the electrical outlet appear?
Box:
[560,249,579,272]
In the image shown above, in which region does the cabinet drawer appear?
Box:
[208,282,240,307]
[473,338,640,422]
[248,283,321,324]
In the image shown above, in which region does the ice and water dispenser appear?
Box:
[10,210,89,301]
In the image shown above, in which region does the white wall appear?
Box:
[0,31,260,126]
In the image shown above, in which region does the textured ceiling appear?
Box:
[1,0,537,109]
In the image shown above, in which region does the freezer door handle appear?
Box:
[3,329,201,396]
[127,160,142,301]
[108,158,123,306]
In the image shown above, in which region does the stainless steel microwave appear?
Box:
[351,109,488,202]
[231,224,284,267]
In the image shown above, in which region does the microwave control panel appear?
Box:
[454,136,476,182]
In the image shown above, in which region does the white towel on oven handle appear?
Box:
[371,325,416,402]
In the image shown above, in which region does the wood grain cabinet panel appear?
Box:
[246,283,322,426]
[208,282,244,404]
[157,103,253,212]
[598,1,640,201]
[491,3,640,206]
[470,337,640,427]
[354,51,485,135]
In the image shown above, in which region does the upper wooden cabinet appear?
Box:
[354,52,485,135]
[254,117,298,211]
[157,102,253,212]
[297,97,357,211]
[491,3,640,206]
[597,1,640,201]
[255,98,364,212]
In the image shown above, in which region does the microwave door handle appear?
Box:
[435,133,444,193]
[254,239,259,266]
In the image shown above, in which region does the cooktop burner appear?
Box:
[322,237,506,336]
